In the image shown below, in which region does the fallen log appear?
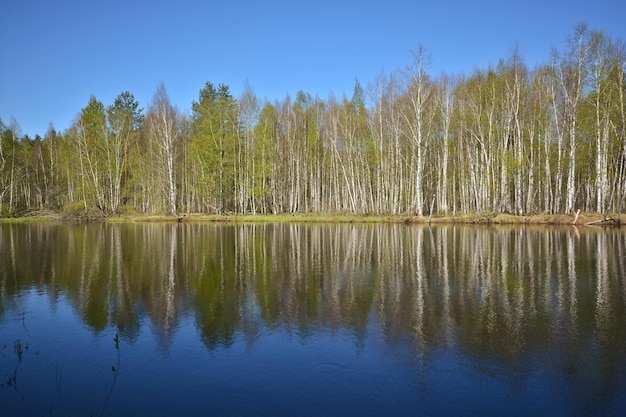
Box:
[585,217,618,226]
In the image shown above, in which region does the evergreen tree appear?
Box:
[191,82,239,213]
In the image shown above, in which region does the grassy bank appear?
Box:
[2,211,624,225]
[424,212,621,225]
[103,211,625,225]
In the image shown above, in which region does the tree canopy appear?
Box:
[1,24,625,219]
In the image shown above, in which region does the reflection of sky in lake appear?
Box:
[1,223,625,416]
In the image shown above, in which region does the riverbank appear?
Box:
[2,211,623,225]
[175,212,624,225]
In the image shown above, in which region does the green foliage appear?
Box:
[191,82,239,212]
[108,91,144,132]
[80,96,107,144]
[62,200,86,214]
[249,102,276,206]
[2,24,626,217]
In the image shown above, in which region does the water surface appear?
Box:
[1,223,625,416]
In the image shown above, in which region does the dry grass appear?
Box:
[177,213,407,224]
[409,212,621,225]
[4,211,624,226]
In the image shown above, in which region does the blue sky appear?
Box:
[1,0,624,137]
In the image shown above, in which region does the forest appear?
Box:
[1,24,625,219]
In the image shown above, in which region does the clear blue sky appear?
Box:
[1,0,624,137]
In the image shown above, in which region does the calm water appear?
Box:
[1,223,625,416]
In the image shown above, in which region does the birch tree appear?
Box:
[369,71,405,214]
[583,31,621,215]
[556,23,590,212]
[238,80,260,213]
[75,96,108,212]
[0,119,14,216]
[456,70,498,213]
[401,46,434,216]
[144,84,181,216]
[435,74,455,214]
[526,67,552,214]
[106,92,143,213]
[503,50,528,214]
[616,47,626,220]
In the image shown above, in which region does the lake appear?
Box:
[1,222,625,416]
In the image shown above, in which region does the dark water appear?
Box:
[1,223,625,416]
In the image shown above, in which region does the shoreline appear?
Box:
[1,211,624,226]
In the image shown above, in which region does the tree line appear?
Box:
[1,23,625,218]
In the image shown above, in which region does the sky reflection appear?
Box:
[1,223,625,416]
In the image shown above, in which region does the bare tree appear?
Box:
[400,46,434,216]
[435,73,455,214]
[555,23,590,213]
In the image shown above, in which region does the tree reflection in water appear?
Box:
[1,223,625,413]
